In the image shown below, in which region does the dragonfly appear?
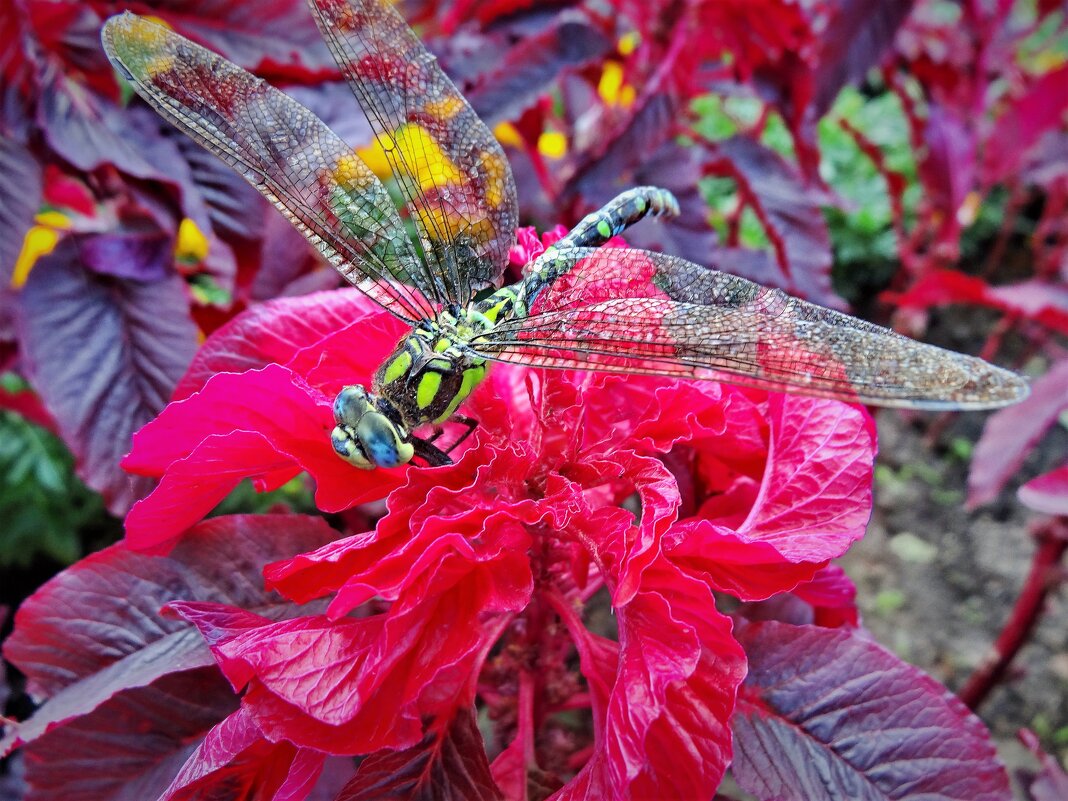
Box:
[101,0,1029,470]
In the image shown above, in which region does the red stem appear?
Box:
[958,518,1068,710]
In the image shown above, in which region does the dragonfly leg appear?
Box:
[411,436,453,467]
[445,414,479,454]
[554,186,681,250]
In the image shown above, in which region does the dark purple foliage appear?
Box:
[0,136,41,286]
[732,621,1012,801]
[14,238,198,512]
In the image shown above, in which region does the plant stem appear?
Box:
[958,517,1068,710]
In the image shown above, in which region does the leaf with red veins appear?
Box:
[171,555,529,754]
[158,707,326,801]
[555,556,745,800]
[703,135,840,308]
[2,516,334,796]
[982,63,1068,185]
[669,394,875,601]
[174,290,406,401]
[969,359,1068,508]
[266,446,538,614]
[732,621,1012,801]
[123,364,403,550]
[335,706,502,801]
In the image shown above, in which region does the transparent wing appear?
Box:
[471,248,1029,409]
[102,12,435,323]
[306,0,518,307]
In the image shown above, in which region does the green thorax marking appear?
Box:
[373,310,491,427]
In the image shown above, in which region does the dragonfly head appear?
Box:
[331,385,414,470]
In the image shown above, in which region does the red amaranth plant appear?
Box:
[1,231,1014,799]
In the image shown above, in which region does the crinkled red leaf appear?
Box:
[669,394,875,600]
[553,557,745,800]
[1018,463,1068,517]
[174,290,404,401]
[732,621,1012,801]
[0,136,41,286]
[159,707,327,801]
[15,238,198,513]
[171,546,529,754]
[124,364,401,550]
[334,706,502,801]
[969,359,1068,507]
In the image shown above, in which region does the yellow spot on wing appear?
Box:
[425,96,465,120]
[479,151,509,208]
[395,124,462,191]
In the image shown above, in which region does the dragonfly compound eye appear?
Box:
[355,411,415,469]
[334,385,374,426]
[331,425,374,470]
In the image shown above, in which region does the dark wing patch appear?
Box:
[472,248,1029,410]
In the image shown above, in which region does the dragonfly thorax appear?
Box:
[331,321,490,469]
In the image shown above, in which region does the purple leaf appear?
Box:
[75,228,174,282]
[969,359,1068,508]
[1021,729,1068,801]
[0,136,41,286]
[36,67,164,180]
[15,237,198,512]
[156,0,334,76]
[466,11,612,124]
[3,515,335,720]
[704,135,840,307]
[811,0,916,117]
[983,64,1068,184]
[334,707,502,801]
[732,621,1012,801]
[21,668,238,801]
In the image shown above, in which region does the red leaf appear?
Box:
[969,359,1068,507]
[123,365,401,550]
[15,239,198,513]
[732,621,1012,801]
[21,669,238,801]
[887,269,1068,337]
[983,64,1068,184]
[669,394,875,600]
[334,706,502,801]
[174,290,404,401]
[1018,463,1068,517]
[553,558,745,799]
[159,707,327,801]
